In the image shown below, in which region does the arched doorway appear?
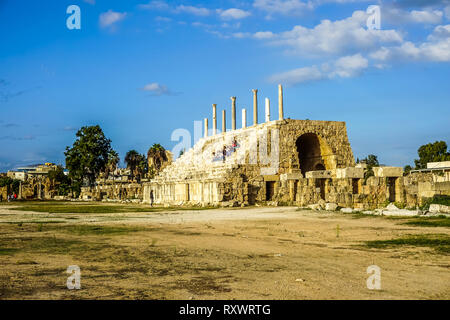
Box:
[296,133,326,176]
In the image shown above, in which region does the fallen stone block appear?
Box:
[325,203,338,211]
[307,204,322,211]
[429,204,450,214]
[386,203,399,211]
[381,209,421,216]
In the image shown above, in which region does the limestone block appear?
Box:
[305,170,332,179]
[334,167,364,179]
[381,209,421,216]
[429,204,450,214]
[325,203,338,211]
[307,204,322,210]
[427,161,450,169]
[373,166,403,177]
[341,207,353,213]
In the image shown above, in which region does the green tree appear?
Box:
[65,125,115,190]
[48,165,71,196]
[414,141,450,169]
[403,165,412,175]
[361,154,379,180]
[125,150,146,181]
[0,176,20,194]
[104,150,120,178]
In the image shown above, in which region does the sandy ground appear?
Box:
[0,204,449,300]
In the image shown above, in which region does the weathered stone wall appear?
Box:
[143,119,355,206]
[81,183,143,201]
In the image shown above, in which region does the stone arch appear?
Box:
[296,133,336,176]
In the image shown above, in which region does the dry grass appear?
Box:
[0,203,449,300]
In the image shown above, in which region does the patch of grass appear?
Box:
[420,195,450,211]
[59,225,143,236]
[6,220,65,225]
[364,234,450,254]
[9,203,217,214]
[0,248,19,255]
[296,207,312,211]
[402,216,450,228]
[0,236,110,255]
[16,259,38,265]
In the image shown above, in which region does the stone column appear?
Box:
[204,118,208,138]
[242,109,247,128]
[222,109,226,133]
[278,84,284,120]
[252,89,258,126]
[265,98,270,122]
[212,104,217,135]
[231,97,236,130]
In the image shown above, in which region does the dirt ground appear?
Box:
[0,203,449,300]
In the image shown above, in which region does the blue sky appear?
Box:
[0,0,449,171]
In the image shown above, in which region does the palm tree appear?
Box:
[125,150,140,181]
[105,150,119,178]
[125,150,147,182]
[147,144,167,177]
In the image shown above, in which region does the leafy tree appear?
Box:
[414,141,450,169]
[363,154,379,167]
[104,150,120,178]
[137,155,148,181]
[0,176,13,188]
[65,125,115,189]
[360,154,379,180]
[0,176,20,194]
[125,150,146,181]
[48,165,71,196]
[147,144,167,170]
[403,165,412,175]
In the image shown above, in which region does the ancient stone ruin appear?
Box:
[77,85,449,211]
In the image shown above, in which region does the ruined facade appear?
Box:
[77,85,450,209]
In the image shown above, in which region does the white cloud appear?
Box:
[141,83,178,96]
[271,10,402,57]
[370,24,450,62]
[175,5,210,16]
[253,0,314,16]
[269,65,324,84]
[139,1,210,16]
[445,6,450,19]
[139,1,170,10]
[383,7,443,25]
[410,9,443,23]
[331,54,369,78]
[218,8,251,20]
[269,54,369,85]
[99,10,127,28]
[232,32,251,38]
[254,31,275,39]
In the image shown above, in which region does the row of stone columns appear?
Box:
[204,84,284,137]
